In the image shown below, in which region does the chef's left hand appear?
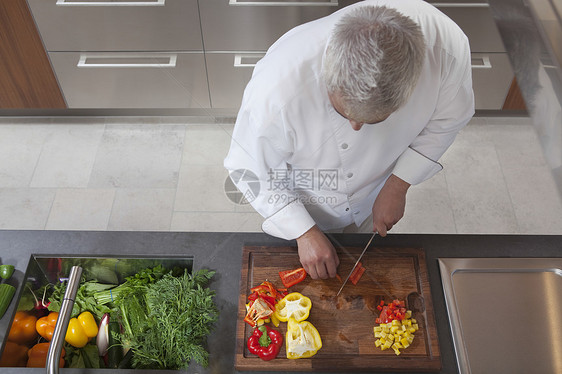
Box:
[371,174,410,236]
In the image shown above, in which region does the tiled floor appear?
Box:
[1,115,561,234]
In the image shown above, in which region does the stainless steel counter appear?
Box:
[489,0,562,196]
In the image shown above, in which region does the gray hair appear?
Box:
[322,6,426,123]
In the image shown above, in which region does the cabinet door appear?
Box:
[49,52,210,108]
[428,2,505,52]
[0,0,65,108]
[199,0,358,51]
[26,0,202,51]
[471,53,513,110]
[206,52,266,108]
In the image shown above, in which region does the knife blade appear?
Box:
[336,232,377,296]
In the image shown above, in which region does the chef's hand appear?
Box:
[296,225,340,279]
[372,174,410,236]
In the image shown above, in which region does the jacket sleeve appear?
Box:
[393,37,475,185]
[224,109,316,240]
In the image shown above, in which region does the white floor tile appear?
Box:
[182,124,233,166]
[46,189,115,230]
[89,124,185,188]
[30,125,104,188]
[1,115,561,236]
[0,125,49,188]
[392,186,457,234]
[175,164,236,212]
[0,189,55,229]
[108,189,175,231]
[443,141,519,234]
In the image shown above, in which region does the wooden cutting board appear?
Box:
[235,246,441,372]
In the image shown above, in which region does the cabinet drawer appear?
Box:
[429,2,505,52]
[49,52,210,108]
[207,52,266,108]
[27,0,202,51]
[199,0,357,51]
[207,52,513,111]
[471,53,513,110]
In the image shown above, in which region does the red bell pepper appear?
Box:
[247,325,283,361]
[278,267,307,288]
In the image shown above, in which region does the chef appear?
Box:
[224,0,474,279]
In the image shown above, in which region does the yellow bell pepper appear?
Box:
[65,311,98,348]
[274,292,311,322]
[285,317,322,359]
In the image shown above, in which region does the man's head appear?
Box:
[322,6,426,130]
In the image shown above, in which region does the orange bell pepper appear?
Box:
[36,311,58,341]
[8,311,38,345]
[0,341,29,367]
[27,342,65,368]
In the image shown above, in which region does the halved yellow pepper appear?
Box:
[65,311,98,348]
[274,292,311,322]
[286,317,322,359]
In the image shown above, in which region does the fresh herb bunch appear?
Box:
[119,269,219,370]
[93,264,168,306]
[48,279,115,320]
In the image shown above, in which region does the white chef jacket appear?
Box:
[224,0,475,240]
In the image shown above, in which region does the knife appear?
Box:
[336,232,376,296]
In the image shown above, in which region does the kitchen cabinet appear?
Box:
[429,1,518,110]
[199,0,357,109]
[6,0,520,112]
[0,0,65,109]
[49,52,210,109]
[25,0,209,109]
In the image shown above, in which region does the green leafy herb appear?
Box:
[48,279,115,320]
[116,269,218,370]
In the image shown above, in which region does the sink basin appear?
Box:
[0,254,193,368]
[439,258,562,374]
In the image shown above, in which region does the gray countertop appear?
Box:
[0,230,560,373]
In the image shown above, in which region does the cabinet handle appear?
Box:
[77,53,177,68]
[431,2,489,7]
[234,54,265,67]
[471,56,492,69]
[229,0,338,6]
[56,0,165,6]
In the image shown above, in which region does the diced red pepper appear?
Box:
[349,262,366,285]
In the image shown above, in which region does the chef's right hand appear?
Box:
[296,225,339,279]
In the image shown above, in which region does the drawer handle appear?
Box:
[234,54,265,67]
[471,56,492,69]
[229,0,338,6]
[77,53,177,68]
[431,2,489,7]
[56,0,165,6]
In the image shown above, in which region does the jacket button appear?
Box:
[347,172,353,178]
[341,143,349,149]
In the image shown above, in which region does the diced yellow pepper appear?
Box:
[375,339,382,347]
[374,326,382,332]
[400,337,410,348]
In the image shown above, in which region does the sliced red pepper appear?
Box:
[278,267,307,288]
[349,262,366,285]
[244,298,274,327]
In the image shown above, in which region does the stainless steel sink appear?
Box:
[439,258,562,374]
